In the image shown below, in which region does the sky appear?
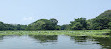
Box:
[0,0,111,25]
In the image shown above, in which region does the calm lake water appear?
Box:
[0,35,110,49]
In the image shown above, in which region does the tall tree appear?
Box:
[26,18,59,30]
[70,18,87,30]
[90,10,111,29]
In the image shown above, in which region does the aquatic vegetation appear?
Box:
[0,30,110,37]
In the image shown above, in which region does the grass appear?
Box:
[0,30,110,37]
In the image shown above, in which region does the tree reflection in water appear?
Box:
[94,37,111,49]
[30,35,58,43]
[0,35,3,41]
[70,36,94,45]
[71,36,88,42]
[70,36,111,49]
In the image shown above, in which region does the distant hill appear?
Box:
[87,10,111,30]
[97,10,111,18]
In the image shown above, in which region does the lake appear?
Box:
[0,35,110,49]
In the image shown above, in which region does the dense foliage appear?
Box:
[0,10,111,30]
[108,22,111,29]
[70,18,87,30]
[0,22,27,30]
[26,18,60,30]
[61,24,71,30]
[87,10,111,30]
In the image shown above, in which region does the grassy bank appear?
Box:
[0,30,110,37]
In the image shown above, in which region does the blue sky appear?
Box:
[0,0,111,25]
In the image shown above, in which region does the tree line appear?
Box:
[0,10,111,30]
[0,22,27,30]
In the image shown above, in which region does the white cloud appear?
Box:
[23,17,35,21]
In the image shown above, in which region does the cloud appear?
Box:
[23,17,35,21]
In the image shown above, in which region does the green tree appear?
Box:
[61,24,71,30]
[71,22,82,30]
[108,22,111,29]
[70,18,87,30]
[91,10,111,29]
[50,18,58,25]
[26,18,59,30]
[0,21,5,30]
[55,25,61,30]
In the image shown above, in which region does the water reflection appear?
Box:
[30,35,58,43]
[0,35,3,41]
[70,36,111,49]
[70,36,95,45]
[0,35,110,49]
[71,36,88,42]
[94,37,111,49]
